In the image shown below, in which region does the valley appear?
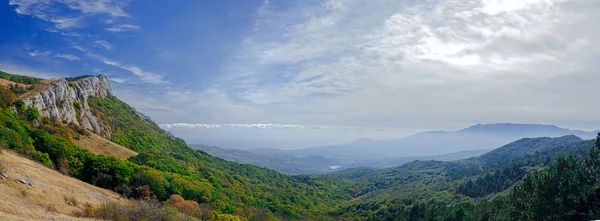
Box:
[0,72,599,220]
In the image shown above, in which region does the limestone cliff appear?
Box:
[22,75,112,137]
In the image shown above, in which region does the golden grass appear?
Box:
[17,79,57,99]
[72,133,138,159]
[0,150,130,220]
[0,78,29,88]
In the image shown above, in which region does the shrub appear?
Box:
[46,205,58,213]
[167,195,205,218]
[132,185,155,200]
[24,106,40,121]
[92,200,194,221]
[64,196,79,206]
[0,86,15,108]
[9,84,28,94]
[84,202,95,216]
[13,100,25,111]
[66,75,93,82]
[74,100,82,110]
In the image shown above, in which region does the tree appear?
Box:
[509,134,600,220]
[0,86,15,108]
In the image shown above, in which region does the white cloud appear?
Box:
[93,40,112,50]
[60,0,129,17]
[9,0,133,30]
[50,17,81,29]
[105,24,140,32]
[109,77,129,84]
[211,0,600,129]
[71,45,86,52]
[159,123,395,131]
[56,53,80,61]
[60,31,83,37]
[87,53,167,84]
[28,50,51,57]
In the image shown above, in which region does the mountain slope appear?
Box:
[0,150,128,220]
[474,135,584,164]
[326,136,599,220]
[284,123,599,159]
[0,73,349,220]
[84,85,352,218]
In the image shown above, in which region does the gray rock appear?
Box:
[18,179,32,186]
[22,75,113,137]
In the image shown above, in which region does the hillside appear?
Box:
[0,150,128,220]
[282,123,599,159]
[0,72,351,220]
[473,135,585,165]
[326,136,599,220]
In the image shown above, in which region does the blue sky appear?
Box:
[2,0,600,148]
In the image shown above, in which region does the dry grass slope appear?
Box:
[0,78,29,88]
[73,133,138,159]
[0,150,130,220]
[17,79,58,99]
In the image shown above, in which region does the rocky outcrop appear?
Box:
[22,75,112,137]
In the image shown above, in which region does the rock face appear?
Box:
[23,75,112,137]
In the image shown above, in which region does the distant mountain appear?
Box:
[280,123,599,159]
[195,144,490,174]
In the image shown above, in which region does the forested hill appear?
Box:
[473,135,585,164]
[326,136,599,220]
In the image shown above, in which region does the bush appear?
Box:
[64,196,79,206]
[74,100,82,110]
[13,100,25,111]
[66,75,93,82]
[24,106,40,121]
[92,200,195,221]
[167,195,213,219]
[46,205,58,213]
[0,86,15,108]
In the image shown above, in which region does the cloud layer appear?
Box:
[160,123,395,131]
[5,0,600,135]
[197,0,600,129]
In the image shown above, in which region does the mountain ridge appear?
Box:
[281,123,599,159]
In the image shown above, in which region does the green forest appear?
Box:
[1,74,600,220]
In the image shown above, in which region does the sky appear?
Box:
[1,0,600,149]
